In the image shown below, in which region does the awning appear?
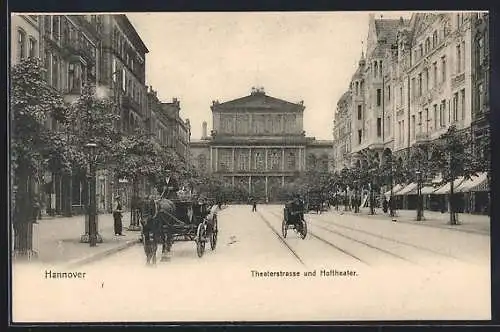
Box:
[432,174,443,184]
[455,172,489,193]
[384,184,404,197]
[434,177,465,195]
[420,185,438,195]
[395,183,418,196]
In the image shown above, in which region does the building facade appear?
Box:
[190,87,334,201]
[332,12,490,213]
[11,15,40,65]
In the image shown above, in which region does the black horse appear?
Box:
[140,197,176,265]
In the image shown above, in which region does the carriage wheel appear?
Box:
[210,217,218,250]
[282,219,287,238]
[300,219,307,239]
[196,223,206,258]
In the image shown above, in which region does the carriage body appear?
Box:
[282,200,307,239]
[142,196,218,262]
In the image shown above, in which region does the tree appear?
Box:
[431,125,480,225]
[10,57,68,257]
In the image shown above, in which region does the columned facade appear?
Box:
[190,87,334,202]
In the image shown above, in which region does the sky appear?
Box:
[128,12,412,140]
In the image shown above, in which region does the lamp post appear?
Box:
[85,142,98,247]
[416,169,423,221]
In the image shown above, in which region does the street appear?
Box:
[13,205,490,322]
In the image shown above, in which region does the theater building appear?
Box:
[190,87,334,201]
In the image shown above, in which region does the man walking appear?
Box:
[252,198,257,212]
[113,196,124,236]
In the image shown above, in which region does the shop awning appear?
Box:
[384,184,404,197]
[434,177,465,195]
[395,183,418,196]
[420,185,438,195]
[455,172,489,193]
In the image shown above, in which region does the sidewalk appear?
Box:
[28,212,141,266]
[326,207,490,235]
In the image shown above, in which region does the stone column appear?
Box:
[210,147,213,172]
[282,148,285,171]
[248,176,251,195]
[215,148,218,172]
[232,148,235,172]
[232,176,235,187]
[265,176,268,201]
[282,176,285,186]
[265,148,268,171]
[298,148,301,171]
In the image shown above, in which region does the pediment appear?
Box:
[214,93,304,111]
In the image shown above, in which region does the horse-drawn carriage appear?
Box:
[141,193,218,264]
[282,198,307,239]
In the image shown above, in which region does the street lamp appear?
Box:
[415,169,423,221]
[86,142,99,247]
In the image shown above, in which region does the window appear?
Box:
[460,89,466,120]
[433,30,438,47]
[424,68,429,91]
[478,83,484,112]
[377,89,381,106]
[270,152,280,170]
[238,153,248,171]
[357,105,362,120]
[461,41,466,72]
[456,44,462,73]
[122,68,126,91]
[358,130,362,144]
[418,73,422,96]
[434,104,438,130]
[441,56,447,82]
[28,37,37,58]
[255,152,264,170]
[418,111,422,133]
[399,86,403,106]
[387,85,391,101]
[374,62,378,78]
[52,55,59,89]
[377,118,382,137]
[453,92,459,122]
[419,44,423,57]
[52,16,60,40]
[112,59,117,82]
[478,36,485,63]
[287,153,296,170]
[411,78,416,99]
[17,29,26,60]
[433,62,438,88]
[440,100,446,127]
[402,120,405,144]
[355,81,359,95]
[425,38,430,53]
[411,115,416,139]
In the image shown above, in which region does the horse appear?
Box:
[140,196,176,265]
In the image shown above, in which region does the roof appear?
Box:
[374,19,405,46]
[212,90,305,112]
[116,15,149,54]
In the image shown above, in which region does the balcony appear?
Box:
[415,131,430,143]
[451,72,466,89]
[121,95,142,113]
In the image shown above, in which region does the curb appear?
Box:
[328,210,489,236]
[65,238,140,268]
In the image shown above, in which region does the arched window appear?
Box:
[270,152,280,170]
[425,38,430,53]
[374,61,378,77]
[432,30,438,47]
[17,29,26,61]
[255,152,264,170]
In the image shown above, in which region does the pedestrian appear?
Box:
[113,196,124,236]
[252,199,257,212]
[382,197,388,213]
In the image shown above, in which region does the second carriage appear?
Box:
[282,199,307,239]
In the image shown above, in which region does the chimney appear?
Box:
[202,121,207,138]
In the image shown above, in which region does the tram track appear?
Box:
[310,214,468,263]
[267,210,421,266]
[256,211,306,267]
[262,211,369,266]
